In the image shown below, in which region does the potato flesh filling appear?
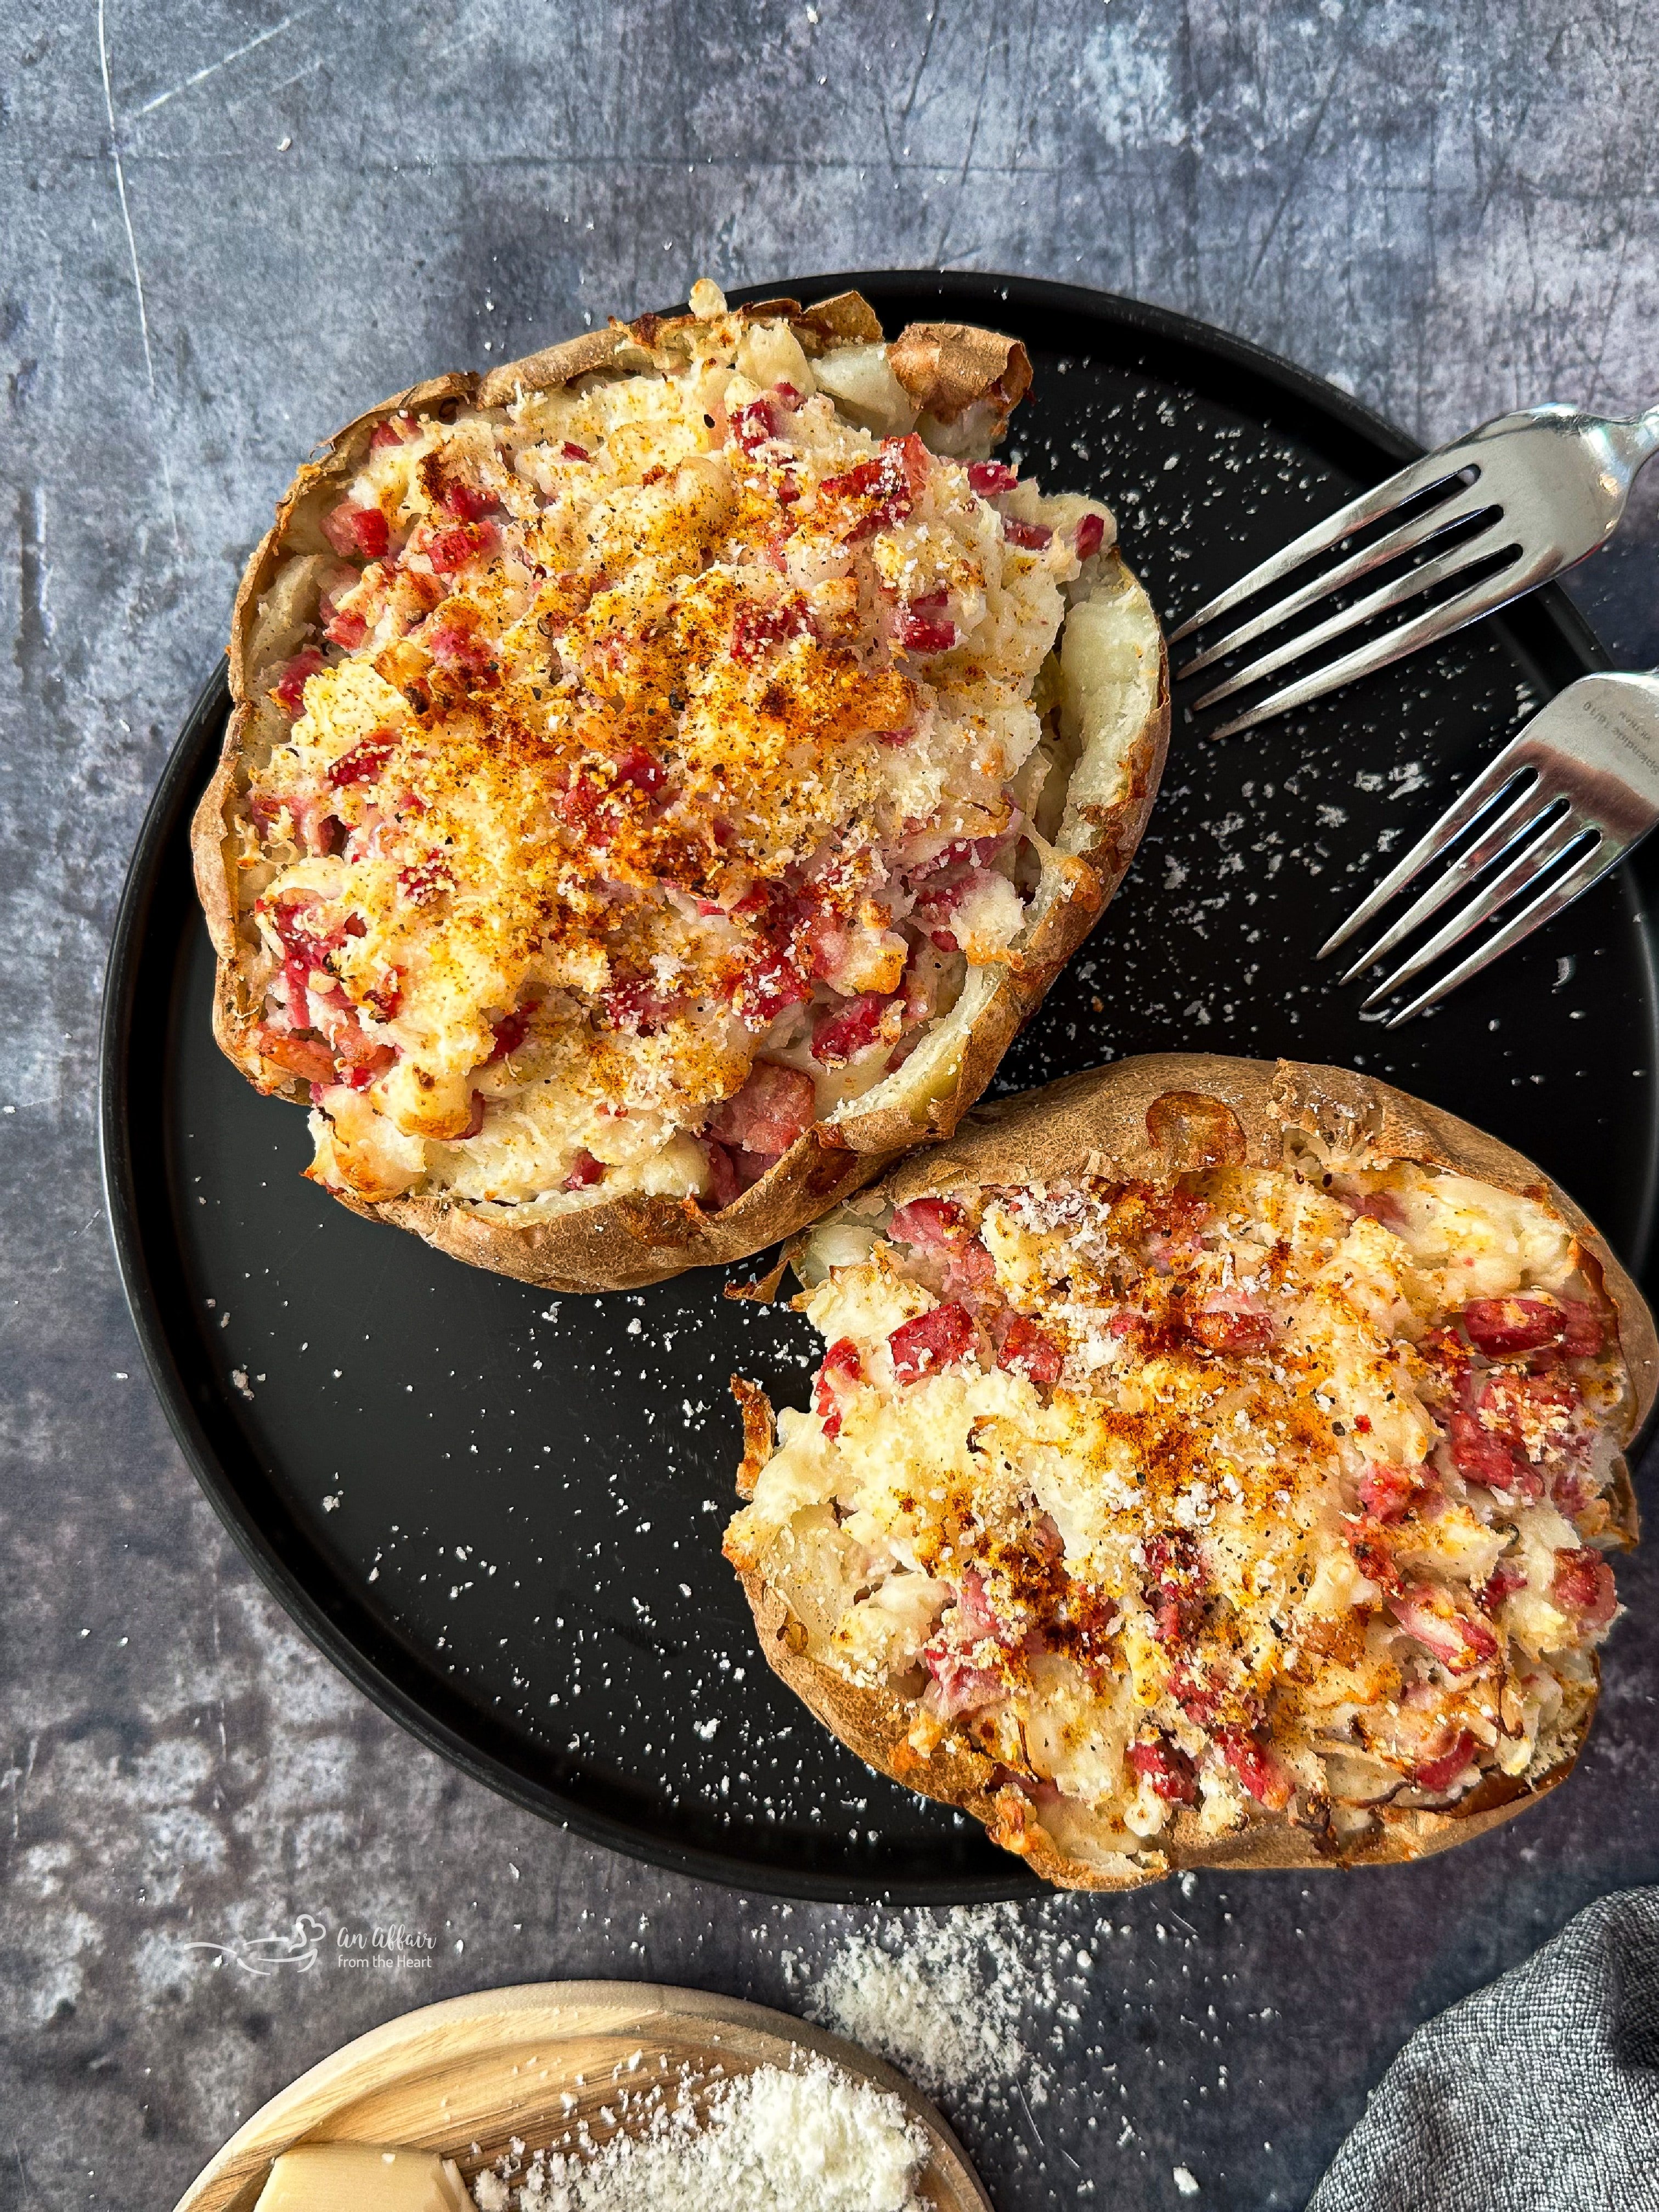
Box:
[727,1154,1630,1852]
[236,310,1113,1215]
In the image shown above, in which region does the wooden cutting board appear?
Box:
[173,1979,994,2212]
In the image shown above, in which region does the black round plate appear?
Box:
[101,273,1659,1902]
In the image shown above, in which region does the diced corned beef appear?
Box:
[703,1138,743,1211]
[253,1026,336,1087]
[731,599,815,663]
[1143,1532,1207,1646]
[265,894,347,1019]
[1213,1726,1290,1809]
[811,992,895,1065]
[1477,1369,1580,1462]
[1551,1464,1594,1516]
[772,381,803,409]
[1187,1300,1275,1355]
[1167,1661,1219,1725]
[397,854,454,905]
[1460,1296,1567,1357]
[363,969,403,1020]
[820,1336,864,1388]
[1476,1559,1527,1614]
[1357,1463,1421,1523]
[922,1645,1006,1717]
[954,1567,1003,1645]
[599,978,677,1035]
[1551,1545,1617,1631]
[1330,1178,1408,1229]
[270,647,325,718]
[553,770,604,830]
[893,600,956,654]
[967,461,1019,495]
[889,1196,970,1249]
[735,944,812,1027]
[820,433,929,539]
[797,901,850,982]
[423,620,495,679]
[1413,1729,1478,1793]
[440,477,500,523]
[612,744,667,797]
[1127,1736,1198,1805]
[709,1062,816,1157]
[731,397,780,453]
[921,1568,1012,1715]
[996,1314,1063,1386]
[910,875,968,953]
[908,833,1012,881]
[560,441,590,461]
[339,1043,397,1091]
[1003,518,1052,550]
[1346,1516,1404,1595]
[1561,1300,1606,1358]
[324,607,369,650]
[729,876,782,919]
[321,500,391,561]
[562,1149,604,1192]
[1387,1583,1500,1673]
[1074,512,1106,560]
[426,519,499,574]
[890,1195,997,1296]
[328,731,398,787]
[813,1336,864,1438]
[1447,1407,1538,1498]
[370,411,420,450]
[488,1003,538,1062]
[888,1302,975,1382]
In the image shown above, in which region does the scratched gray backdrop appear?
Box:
[6,3,1659,2208]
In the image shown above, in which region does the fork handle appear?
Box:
[1617,404,1659,467]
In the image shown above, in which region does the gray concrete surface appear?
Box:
[5,3,1659,2207]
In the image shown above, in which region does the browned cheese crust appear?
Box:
[730,1053,1657,1889]
[193,296,1170,1293]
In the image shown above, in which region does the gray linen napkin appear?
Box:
[1308,1888,1659,2211]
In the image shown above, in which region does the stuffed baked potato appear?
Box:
[194,282,1169,1291]
[725,1054,1657,1889]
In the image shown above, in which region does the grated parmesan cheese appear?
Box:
[467,2057,928,2212]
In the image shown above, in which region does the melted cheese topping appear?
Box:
[237,303,1113,1216]
[727,1148,1632,1865]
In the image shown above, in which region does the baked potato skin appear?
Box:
[729,1053,1657,1891]
[193,298,1170,1296]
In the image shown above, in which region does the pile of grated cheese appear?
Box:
[467,2057,928,2212]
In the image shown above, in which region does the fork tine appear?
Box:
[1358,812,1598,1008]
[1334,779,1554,983]
[1200,549,1542,741]
[1383,839,1616,1025]
[1177,483,1496,682]
[1167,444,1481,644]
[1317,742,1539,960]
[1193,533,1523,714]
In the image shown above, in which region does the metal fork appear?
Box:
[1171,404,1659,738]
[1318,672,1659,1024]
